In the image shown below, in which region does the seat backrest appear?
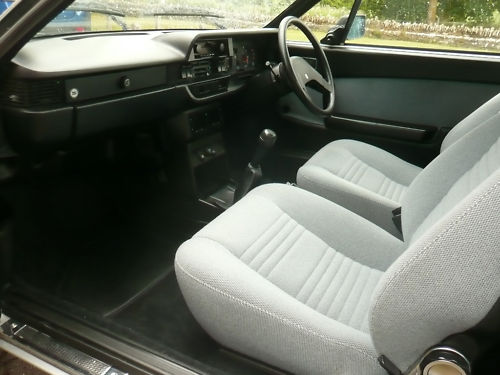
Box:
[369,115,500,372]
[441,92,500,152]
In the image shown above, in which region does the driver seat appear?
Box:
[297,92,500,237]
[175,110,500,374]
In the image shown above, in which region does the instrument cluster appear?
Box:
[232,39,257,72]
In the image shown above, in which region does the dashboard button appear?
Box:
[206,147,217,155]
[69,88,79,99]
[120,76,131,89]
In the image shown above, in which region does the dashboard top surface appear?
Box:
[11,28,279,78]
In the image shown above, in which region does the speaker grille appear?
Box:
[0,79,64,107]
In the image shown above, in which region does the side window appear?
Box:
[349,0,500,53]
[287,0,354,42]
[295,0,500,54]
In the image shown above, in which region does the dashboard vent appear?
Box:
[0,79,64,107]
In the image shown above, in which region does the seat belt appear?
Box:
[378,355,402,375]
[392,207,402,234]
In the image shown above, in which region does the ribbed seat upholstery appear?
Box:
[297,92,500,236]
[175,104,500,374]
[176,184,402,374]
[297,139,421,237]
[228,208,384,333]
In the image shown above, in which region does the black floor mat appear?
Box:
[6,164,209,314]
[108,269,274,375]
[109,269,205,354]
[3,158,279,374]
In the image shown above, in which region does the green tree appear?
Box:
[361,0,428,22]
[439,0,499,25]
[319,0,353,8]
[358,0,498,26]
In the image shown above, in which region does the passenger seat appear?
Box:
[297,92,500,236]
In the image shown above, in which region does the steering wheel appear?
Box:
[278,16,335,116]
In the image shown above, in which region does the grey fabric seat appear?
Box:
[175,112,500,375]
[297,92,500,236]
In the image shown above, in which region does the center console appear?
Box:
[178,36,259,100]
[168,104,232,204]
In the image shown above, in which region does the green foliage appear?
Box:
[357,0,428,23]
[439,0,499,25]
[358,0,500,26]
[303,0,352,19]
[319,0,353,8]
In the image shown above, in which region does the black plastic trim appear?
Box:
[288,43,500,84]
[65,66,168,103]
[3,106,73,152]
[327,115,431,141]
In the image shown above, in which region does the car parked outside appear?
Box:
[0,0,91,34]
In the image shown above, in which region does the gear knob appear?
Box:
[258,129,277,148]
[251,129,277,167]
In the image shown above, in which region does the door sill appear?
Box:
[1,292,202,375]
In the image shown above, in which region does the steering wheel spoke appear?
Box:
[313,71,334,94]
[279,17,335,115]
[290,56,333,94]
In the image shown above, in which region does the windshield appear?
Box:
[31,0,297,36]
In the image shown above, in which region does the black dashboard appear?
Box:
[0,28,279,151]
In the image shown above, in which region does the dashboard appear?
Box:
[0,29,279,151]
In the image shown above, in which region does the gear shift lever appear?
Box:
[251,129,278,168]
[234,129,277,202]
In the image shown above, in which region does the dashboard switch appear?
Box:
[206,147,217,156]
[198,151,207,161]
[120,76,131,89]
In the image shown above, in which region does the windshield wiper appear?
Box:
[152,11,223,19]
[66,6,125,18]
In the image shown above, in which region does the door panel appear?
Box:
[333,78,500,130]
[278,44,500,169]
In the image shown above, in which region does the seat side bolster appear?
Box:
[369,172,500,372]
[298,164,401,208]
[298,165,402,238]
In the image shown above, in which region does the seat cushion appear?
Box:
[176,184,404,375]
[297,139,422,237]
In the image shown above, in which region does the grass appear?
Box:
[286,27,329,42]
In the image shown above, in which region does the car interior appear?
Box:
[0,1,499,375]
